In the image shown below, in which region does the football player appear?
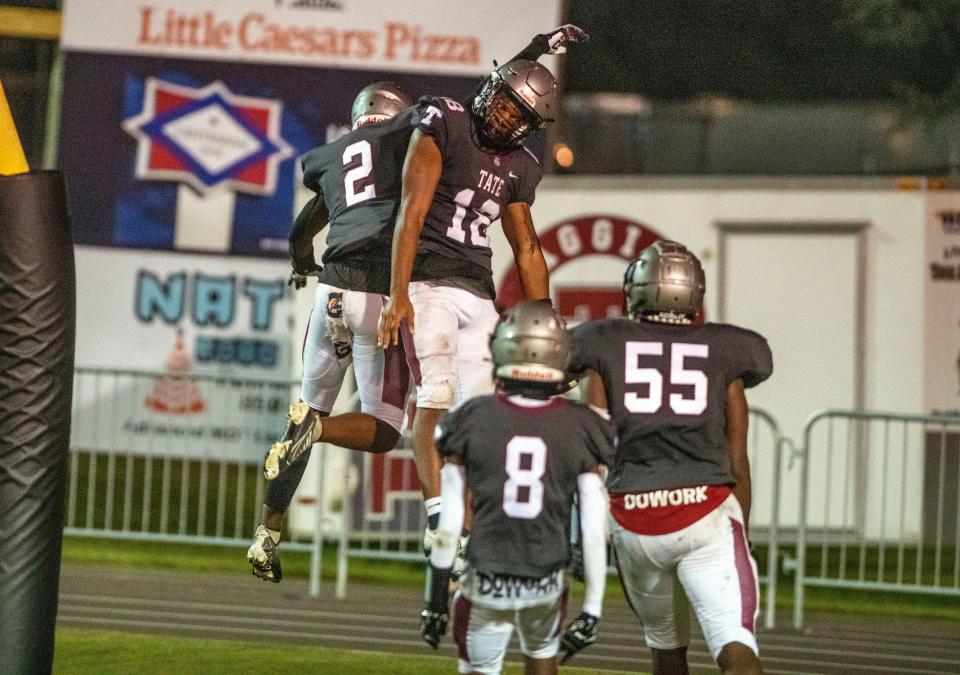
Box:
[377,25,588,560]
[249,25,587,582]
[248,82,416,582]
[420,300,614,674]
[569,241,773,675]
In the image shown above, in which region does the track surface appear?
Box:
[58,564,960,674]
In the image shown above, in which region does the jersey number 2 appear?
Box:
[343,140,375,207]
[625,341,709,415]
[503,436,546,519]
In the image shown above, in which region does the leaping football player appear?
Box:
[569,241,773,675]
[248,82,417,582]
[377,24,589,568]
[420,300,615,674]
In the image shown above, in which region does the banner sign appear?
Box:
[62,0,559,76]
[59,0,558,257]
[59,53,479,257]
[72,246,298,458]
[925,192,960,415]
[75,246,294,373]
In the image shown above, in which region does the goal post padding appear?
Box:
[0,171,75,674]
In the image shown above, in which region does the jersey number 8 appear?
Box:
[502,436,546,519]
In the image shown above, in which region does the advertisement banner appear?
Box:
[925,192,960,415]
[75,246,294,372]
[61,0,560,76]
[73,246,297,458]
[58,53,479,257]
[59,1,559,258]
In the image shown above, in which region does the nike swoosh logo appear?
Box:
[509,171,518,178]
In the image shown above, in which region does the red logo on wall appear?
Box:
[367,450,421,520]
[498,215,667,322]
[145,329,206,414]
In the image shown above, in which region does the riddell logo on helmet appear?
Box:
[504,365,555,381]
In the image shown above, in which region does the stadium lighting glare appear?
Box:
[555,143,574,168]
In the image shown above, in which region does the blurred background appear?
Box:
[2,3,960,672]
[5,0,960,175]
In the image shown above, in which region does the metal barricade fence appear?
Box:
[65,367,314,553]
[744,408,793,629]
[794,409,960,628]
[66,367,796,620]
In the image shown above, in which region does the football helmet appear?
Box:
[351,81,413,129]
[471,59,557,150]
[623,241,705,324]
[490,300,569,385]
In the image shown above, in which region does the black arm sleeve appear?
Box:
[509,34,551,63]
[288,195,317,259]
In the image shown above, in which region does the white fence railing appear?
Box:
[65,367,315,552]
[67,368,960,630]
[793,409,960,628]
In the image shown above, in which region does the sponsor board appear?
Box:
[72,246,296,459]
[60,56,494,257]
[62,0,560,76]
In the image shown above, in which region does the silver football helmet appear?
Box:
[351,81,413,129]
[490,300,569,385]
[623,241,705,324]
[471,59,557,150]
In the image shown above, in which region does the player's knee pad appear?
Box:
[418,372,455,408]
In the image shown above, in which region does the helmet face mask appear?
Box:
[489,300,569,395]
[351,81,413,129]
[472,59,556,151]
[623,241,705,324]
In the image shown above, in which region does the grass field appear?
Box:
[54,629,638,675]
[62,536,960,622]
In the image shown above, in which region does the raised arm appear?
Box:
[501,201,549,300]
[377,129,442,347]
[509,24,590,62]
[725,378,752,535]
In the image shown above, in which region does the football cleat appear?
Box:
[247,525,282,583]
[263,401,321,480]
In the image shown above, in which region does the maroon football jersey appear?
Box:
[410,96,544,299]
[300,110,416,294]
[437,394,614,578]
[569,319,773,493]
